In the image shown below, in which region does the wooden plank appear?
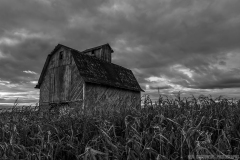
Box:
[49,73,54,102]
[65,65,71,101]
[69,60,84,102]
[102,45,111,63]
[83,82,85,110]
[39,72,50,103]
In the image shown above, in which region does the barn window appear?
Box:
[59,51,63,60]
[91,51,95,56]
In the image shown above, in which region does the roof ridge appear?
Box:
[82,43,114,53]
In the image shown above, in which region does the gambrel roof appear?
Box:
[35,44,144,92]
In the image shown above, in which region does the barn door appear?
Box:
[64,65,71,101]
[49,73,55,102]
[59,66,71,101]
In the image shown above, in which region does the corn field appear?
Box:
[0,94,240,160]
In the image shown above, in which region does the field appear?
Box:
[0,94,240,160]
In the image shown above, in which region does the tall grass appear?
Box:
[0,94,240,160]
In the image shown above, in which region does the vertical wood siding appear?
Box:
[39,71,50,104]
[102,45,112,63]
[69,60,84,102]
[48,48,72,102]
[84,83,141,114]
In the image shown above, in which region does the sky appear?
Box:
[1,0,240,107]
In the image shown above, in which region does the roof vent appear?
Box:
[82,44,114,63]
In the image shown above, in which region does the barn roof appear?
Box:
[71,50,144,92]
[35,44,144,92]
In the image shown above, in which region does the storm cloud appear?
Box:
[1,0,240,105]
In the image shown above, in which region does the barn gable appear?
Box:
[37,44,84,106]
[35,44,72,89]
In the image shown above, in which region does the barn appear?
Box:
[35,43,144,114]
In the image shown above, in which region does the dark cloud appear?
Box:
[1,0,240,103]
[189,76,240,89]
[219,61,226,66]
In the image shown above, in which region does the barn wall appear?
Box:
[84,83,141,115]
[102,45,112,63]
[39,47,84,109]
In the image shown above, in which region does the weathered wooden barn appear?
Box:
[35,43,144,113]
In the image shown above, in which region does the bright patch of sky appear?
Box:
[30,81,38,84]
[0,79,10,85]
[171,64,194,79]
[13,29,49,39]
[146,76,169,82]
[23,70,37,74]
[98,0,134,17]
[0,37,19,46]
[145,84,149,90]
